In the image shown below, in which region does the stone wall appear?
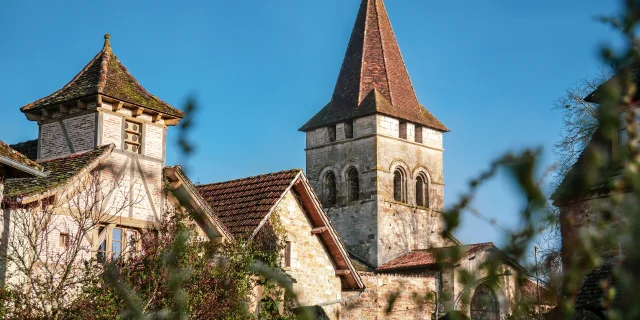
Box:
[304,113,448,267]
[450,250,520,319]
[306,115,379,266]
[277,190,343,320]
[559,195,627,274]
[377,202,455,265]
[341,272,438,320]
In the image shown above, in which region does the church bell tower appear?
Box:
[300,0,454,267]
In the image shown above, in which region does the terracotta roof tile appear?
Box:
[21,35,183,118]
[0,139,43,173]
[300,0,447,132]
[376,242,494,272]
[3,145,112,198]
[195,169,302,239]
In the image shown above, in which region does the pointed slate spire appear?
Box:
[300,0,448,132]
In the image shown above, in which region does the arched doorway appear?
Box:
[470,284,499,320]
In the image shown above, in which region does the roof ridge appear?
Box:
[374,0,392,106]
[21,50,103,112]
[197,168,303,187]
[37,144,113,164]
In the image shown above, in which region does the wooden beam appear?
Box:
[97,95,103,107]
[113,101,124,111]
[77,100,87,110]
[164,118,180,126]
[311,227,327,235]
[152,113,162,122]
[41,109,51,119]
[168,180,182,190]
[59,105,70,115]
[132,107,144,117]
[335,270,351,276]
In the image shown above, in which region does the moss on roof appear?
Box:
[3,145,112,198]
[21,35,184,118]
[0,139,43,172]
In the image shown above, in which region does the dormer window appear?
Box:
[124,120,142,154]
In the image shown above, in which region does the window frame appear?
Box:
[95,225,142,264]
[415,173,429,208]
[323,171,337,207]
[393,168,407,203]
[346,167,360,202]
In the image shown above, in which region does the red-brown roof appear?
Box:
[196,169,365,289]
[21,35,183,118]
[195,169,302,239]
[376,242,494,272]
[299,0,448,132]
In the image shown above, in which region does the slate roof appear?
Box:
[376,242,494,272]
[195,169,302,239]
[21,35,184,118]
[9,139,38,161]
[3,145,113,198]
[574,261,624,311]
[0,139,43,173]
[299,0,448,132]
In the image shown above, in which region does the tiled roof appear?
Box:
[195,169,302,239]
[520,278,556,305]
[376,242,494,272]
[299,0,448,132]
[9,139,38,161]
[574,261,621,311]
[0,139,43,172]
[3,145,113,198]
[21,35,184,118]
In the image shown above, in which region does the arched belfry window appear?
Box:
[416,173,429,208]
[323,171,337,207]
[347,167,359,202]
[470,284,499,320]
[393,168,407,203]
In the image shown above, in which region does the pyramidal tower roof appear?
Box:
[300,0,447,132]
[21,34,184,118]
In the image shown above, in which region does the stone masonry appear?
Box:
[306,114,450,267]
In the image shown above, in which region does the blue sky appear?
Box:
[0,1,620,247]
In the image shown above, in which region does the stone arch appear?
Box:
[412,167,431,208]
[393,167,408,203]
[388,159,410,174]
[345,167,360,202]
[454,279,511,320]
[318,165,340,206]
[470,284,499,320]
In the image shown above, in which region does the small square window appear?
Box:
[59,233,69,248]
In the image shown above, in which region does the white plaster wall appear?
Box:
[144,124,164,159]
[102,112,123,149]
